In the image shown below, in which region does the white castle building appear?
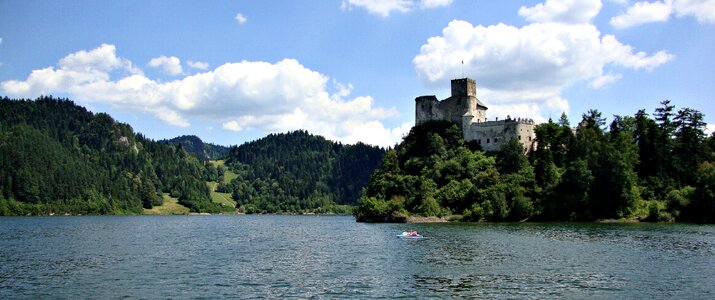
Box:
[415,78,536,152]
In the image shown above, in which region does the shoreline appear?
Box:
[406,216,449,223]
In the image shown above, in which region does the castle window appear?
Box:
[529,136,532,141]
[478,139,482,144]
[518,135,521,140]
[487,138,490,144]
[494,138,498,143]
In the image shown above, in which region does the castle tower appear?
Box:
[451,78,476,97]
[450,78,488,123]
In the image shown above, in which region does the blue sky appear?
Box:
[1,0,713,146]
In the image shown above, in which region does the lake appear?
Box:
[1,215,714,298]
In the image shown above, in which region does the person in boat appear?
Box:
[407,230,419,237]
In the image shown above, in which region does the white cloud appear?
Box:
[340,0,451,17]
[672,0,715,23]
[339,121,413,147]
[235,13,247,24]
[148,55,183,76]
[413,19,673,121]
[223,120,242,132]
[1,44,142,96]
[0,44,404,147]
[610,1,672,28]
[59,44,141,75]
[156,108,190,127]
[611,0,715,28]
[518,0,603,24]
[706,123,715,136]
[187,60,209,70]
[589,72,623,88]
[420,0,453,9]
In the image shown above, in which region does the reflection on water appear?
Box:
[1,216,714,298]
[412,272,622,298]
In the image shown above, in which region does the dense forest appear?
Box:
[355,101,715,223]
[0,97,228,215]
[2,96,711,221]
[160,135,229,161]
[222,131,385,213]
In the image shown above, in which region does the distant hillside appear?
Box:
[223,130,386,213]
[0,96,228,215]
[161,135,229,161]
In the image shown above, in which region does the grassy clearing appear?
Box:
[143,193,190,215]
[208,160,239,184]
[208,181,237,207]
[207,160,238,208]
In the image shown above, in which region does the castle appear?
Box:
[415,78,536,152]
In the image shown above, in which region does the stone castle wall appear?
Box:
[462,117,536,152]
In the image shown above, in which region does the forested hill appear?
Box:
[223,131,386,213]
[160,135,229,161]
[356,101,715,223]
[0,97,227,215]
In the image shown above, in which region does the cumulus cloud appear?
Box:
[611,0,715,28]
[519,0,603,24]
[187,60,209,70]
[610,1,672,28]
[235,13,247,24]
[148,55,183,76]
[1,44,141,96]
[340,0,451,17]
[0,44,404,147]
[413,18,673,121]
[672,0,715,23]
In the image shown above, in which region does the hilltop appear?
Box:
[160,135,229,161]
[0,96,227,215]
[355,102,715,223]
[223,130,385,213]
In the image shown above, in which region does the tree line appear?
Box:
[355,100,715,223]
[222,130,385,213]
[0,97,228,215]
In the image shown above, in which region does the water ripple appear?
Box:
[1,216,714,298]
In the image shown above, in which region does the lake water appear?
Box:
[1,215,714,299]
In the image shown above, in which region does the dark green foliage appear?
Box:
[356,102,714,223]
[0,97,224,215]
[680,161,715,223]
[353,197,408,222]
[224,130,385,213]
[160,135,229,161]
[496,138,529,174]
[355,121,535,222]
